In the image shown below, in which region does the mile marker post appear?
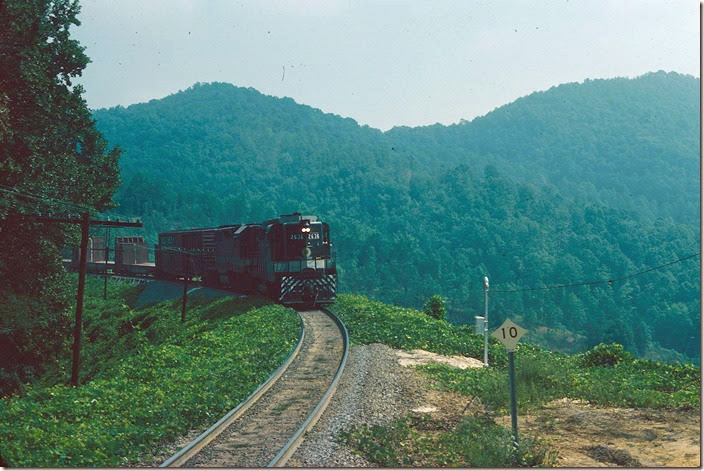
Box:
[483,276,489,367]
[181,251,189,323]
[508,350,518,456]
[491,318,527,463]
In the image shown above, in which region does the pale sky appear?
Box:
[73,0,699,131]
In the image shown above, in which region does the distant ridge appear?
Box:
[386,71,699,226]
[93,71,700,362]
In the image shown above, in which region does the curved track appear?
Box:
[161,308,348,468]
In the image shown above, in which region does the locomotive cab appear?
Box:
[267,213,336,306]
[282,219,330,261]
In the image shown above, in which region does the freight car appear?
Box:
[155,213,336,305]
[113,236,154,276]
[63,236,155,275]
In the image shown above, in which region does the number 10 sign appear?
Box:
[491,317,528,452]
[491,318,527,352]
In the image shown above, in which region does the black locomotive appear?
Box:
[155,213,336,305]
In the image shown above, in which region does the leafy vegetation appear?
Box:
[0,278,300,467]
[339,415,558,467]
[93,76,699,362]
[329,294,506,364]
[387,71,699,228]
[423,294,446,320]
[577,342,634,367]
[0,0,121,396]
[0,2,696,466]
[424,344,700,412]
[332,294,699,412]
[334,294,698,466]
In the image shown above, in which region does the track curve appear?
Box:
[161,308,347,468]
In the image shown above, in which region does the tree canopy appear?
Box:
[0,0,121,394]
[94,76,699,364]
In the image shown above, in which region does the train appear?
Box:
[65,212,337,306]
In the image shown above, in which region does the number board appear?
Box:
[491,318,527,352]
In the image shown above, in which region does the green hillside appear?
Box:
[387,71,700,227]
[330,294,699,467]
[2,287,697,467]
[0,279,299,466]
[93,76,700,362]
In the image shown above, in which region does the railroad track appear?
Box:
[160,308,349,468]
[108,275,156,285]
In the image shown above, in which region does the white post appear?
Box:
[483,275,489,367]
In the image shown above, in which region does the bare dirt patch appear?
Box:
[494,398,700,467]
[396,348,484,369]
[292,346,701,468]
[394,349,700,468]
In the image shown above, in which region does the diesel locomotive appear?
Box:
[155,213,336,305]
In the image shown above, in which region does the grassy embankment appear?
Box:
[329,294,700,467]
[0,278,300,467]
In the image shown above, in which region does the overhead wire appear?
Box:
[0,184,85,210]
[0,184,96,215]
[493,252,700,293]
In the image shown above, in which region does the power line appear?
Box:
[0,184,96,215]
[493,252,700,293]
[35,216,142,227]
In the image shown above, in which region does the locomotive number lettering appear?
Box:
[289,233,320,240]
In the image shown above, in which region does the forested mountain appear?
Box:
[93,73,700,362]
[387,71,699,227]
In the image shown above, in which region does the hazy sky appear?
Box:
[73,0,699,131]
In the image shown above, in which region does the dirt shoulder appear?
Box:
[393,349,701,468]
[248,344,702,467]
[494,398,700,467]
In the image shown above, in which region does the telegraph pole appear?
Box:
[38,216,142,387]
[71,213,90,386]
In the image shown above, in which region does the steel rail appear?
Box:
[160,313,305,467]
[267,307,349,467]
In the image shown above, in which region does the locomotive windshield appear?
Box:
[285,221,327,260]
[268,219,331,261]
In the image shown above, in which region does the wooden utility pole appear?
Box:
[71,213,90,386]
[38,215,142,387]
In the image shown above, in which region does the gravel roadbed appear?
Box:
[137,342,472,468]
[287,343,433,467]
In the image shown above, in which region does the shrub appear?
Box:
[423,295,446,320]
[579,343,634,367]
[423,342,699,411]
[329,294,507,365]
[422,347,571,413]
[339,415,558,467]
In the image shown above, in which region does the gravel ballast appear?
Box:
[287,343,441,467]
[139,342,473,467]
